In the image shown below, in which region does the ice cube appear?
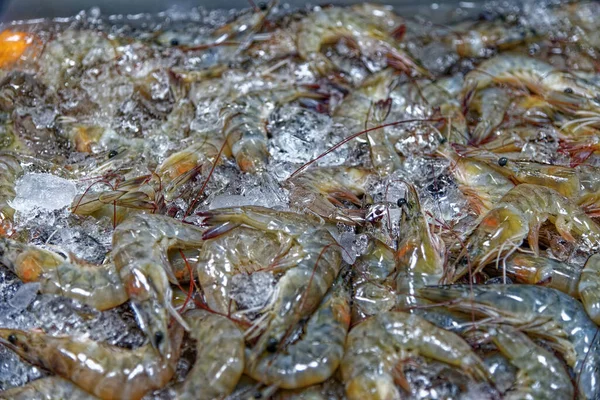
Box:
[8,283,40,312]
[11,173,77,213]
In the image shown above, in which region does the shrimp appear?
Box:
[0,153,22,235]
[353,238,397,320]
[468,87,511,145]
[501,253,580,298]
[297,7,426,76]
[438,144,514,214]
[112,213,206,356]
[171,309,244,400]
[0,30,40,68]
[395,183,445,308]
[197,206,342,365]
[0,237,128,310]
[333,69,400,174]
[418,284,600,400]
[286,166,375,225]
[0,323,185,400]
[0,377,99,400]
[341,311,490,400]
[220,87,325,173]
[579,253,600,325]
[462,54,600,107]
[245,270,351,389]
[453,184,600,280]
[487,325,574,400]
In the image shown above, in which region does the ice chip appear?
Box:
[11,173,77,213]
[8,283,40,312]
[230,272,275,311]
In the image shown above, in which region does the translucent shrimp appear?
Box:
[333,69,400,174]
[469,87,511,145]
[198,206,342,365]
[0,153,22,235]
[418,284,600,400]
[501,253,580,298]
[454,184,600,280]
[0,377,99,400]
[220,88,325,173]
[112,213,206,356]
[462,54,600,106]
[579,253,600,325]
[395,183,445,308]
[0,323,185,400]
[171,309,245,400]
[487,325,574,400]
[438,144,514,214]
[341,311,490,400]
[0,237,128,310]
[245,270,351,389]
[286,166,375,225]
[297,7,426,76]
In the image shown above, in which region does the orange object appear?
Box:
[0,30,37,68]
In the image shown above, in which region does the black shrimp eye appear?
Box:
[564,87,574,94]
[154,331,164,347]
[397,198,407,207]
[7,334,17,345]
[253,391,263,399]
[108,149,118,158]
[498,157,508,167]
[266,337,278,353]
[170,38,180,46]
[258,2,268,10]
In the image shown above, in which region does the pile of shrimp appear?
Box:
[2,0,600,399]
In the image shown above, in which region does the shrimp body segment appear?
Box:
[245,270,351,389]
[579,253,600,325]
[341,311,490,400]
[0,153,22,234]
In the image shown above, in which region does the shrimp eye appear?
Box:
[564,87,574,94]
[266,337,278,352]
[7,334,17,344]
[498,157,508,167]
[154,331,164,347]
[397,198,407,207]
[108,149,118,159]
[253,391,263,399]
[258,2,268,10]
[170,38,179,46]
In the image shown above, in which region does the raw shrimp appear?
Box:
[245,270,351,389]
[171,309,245,400]
[112,213,206,356]
[341,311,490,400]
[198,206,342,366]
[418,284,600,400]
[0,237,128,310]
[220,87,325,173]
[0,377,99,400]
[353,238,397,320]
[286,166,374,225]
[462,54,600,107]
[469,87,511,144]
[196,226,290,314]
[579,253,600,325]
[453,184,600,280]
[0,323,185,400]
[297,7,426,76]
[0,152,22,235]
[501,253,580,298]
[333,69,400,174]
[487,325,574,400]
[438,144,514,214]
[395,183,445,308]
